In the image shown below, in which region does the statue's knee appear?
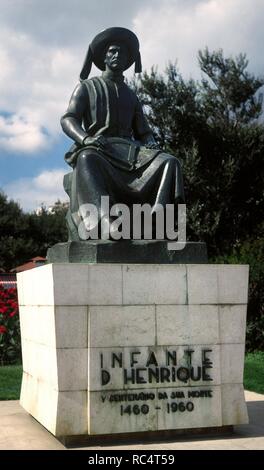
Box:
[79,150,93,160]
[160,153,180,166]
[77,150,101,167]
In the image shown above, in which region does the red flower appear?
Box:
[0,325,7,334]
[9,310,18,318]
[0,306,8,315]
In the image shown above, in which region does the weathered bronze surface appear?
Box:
[47,240,208,264]
[61,27,185,241]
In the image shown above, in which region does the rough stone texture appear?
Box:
[20,373,88,436]
[18,263,249,437]
[0,391,262,450]
[123,265,187,305]
[47,240,208,264]
[221,384,249,426]
[89,306,156,347]
[219,305,247,344]
[157,386,222,431]
[156,305,219,345]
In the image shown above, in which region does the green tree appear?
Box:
[0,193,68,271]
[133,49,264,256]
[28,201,68,256]
[198,48,263,126]
[0,192,36,271]
[131,63,202,153]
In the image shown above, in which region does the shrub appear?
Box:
[0,286,21,365]
[212,235,264,352]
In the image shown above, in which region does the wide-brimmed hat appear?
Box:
[80,27,142,80]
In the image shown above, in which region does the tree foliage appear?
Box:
[133,48,264,256]
[0,193,68,271]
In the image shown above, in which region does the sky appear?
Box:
[1,0,264,211]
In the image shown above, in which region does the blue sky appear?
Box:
[1,0,264,211]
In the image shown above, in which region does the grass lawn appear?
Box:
[0,365,22,400]
[244,351,264,394]
[0,353,263,400]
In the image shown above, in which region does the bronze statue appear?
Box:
[61,27,185,240]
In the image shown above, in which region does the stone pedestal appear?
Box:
[17,263,249,438]
[47,240,208,264]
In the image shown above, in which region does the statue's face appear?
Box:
[104,44,128,72]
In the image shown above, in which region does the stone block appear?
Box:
[56,391,88,435]
[21,341,58,388]
[217,265,249,304]
[219,305,247,344]
[55,306,88,348]
[221,384,248,425]
[157,386,222,430]
[20,372,58,435]
[220,344,245,384]
[57,348,88,391]
[88,385,223,435]
[87,264,123,305]
[20,305,88,349]
[122,265,187,305]
[20,372,88,436]
[22,343,87,391]
[88,389,158,434]
[52,264,89,306]
[89,347,124,391]
[187,265,249,305]
[186,345,221,386]
[53,264,123,306]
[187,265,218,304]
[156,305,219,345]
[18,263,123,307]
[17,264,54,306]
[19,306,55,346]
[88,305,156,347]
[18,262,249,437]
[16,273,24,306]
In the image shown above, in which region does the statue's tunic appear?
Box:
[61,72,185,239]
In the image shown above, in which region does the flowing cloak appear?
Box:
[61,74,185,240]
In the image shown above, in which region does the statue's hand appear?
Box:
[145,142,160,150]
[142,135,160,150]
[83,135,107,150]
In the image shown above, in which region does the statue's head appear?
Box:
[104,43,128,72]
[80,27,142,81]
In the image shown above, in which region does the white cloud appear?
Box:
[33,170,65,191]
[0,0,150,47]
[0,28,80,152]
[133,0,264,78]
[3,169,68,211]
[0,0,263,158]
[0,0,153,155]
[0,114,49,153]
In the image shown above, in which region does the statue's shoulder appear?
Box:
[82,76,101,88]
[79,77,103,101]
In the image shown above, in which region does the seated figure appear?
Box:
[61,27,185,240]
